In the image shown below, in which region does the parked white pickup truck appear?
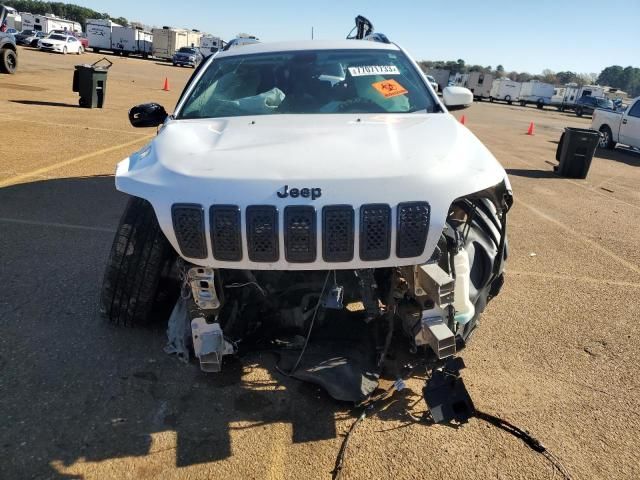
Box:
[591,97,640,149]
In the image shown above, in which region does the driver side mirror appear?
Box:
[442,86,473,110]
[129,103,168,128]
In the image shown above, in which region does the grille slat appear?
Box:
[210,205,242,261]
[171,204,207,259]
[359,204,391,261]
[246,206,279,262]
[396,202,430,258]
[284,206,316,263]
[322,206,354,262]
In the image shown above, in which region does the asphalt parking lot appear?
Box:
[1,47,640,480]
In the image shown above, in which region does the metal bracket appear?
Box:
[187,267,221,310]
[191,318,235,373]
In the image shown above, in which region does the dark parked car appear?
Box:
[0,5,17,73]
[172,47,202,68]
[575,96,614,117]
[14,29,46,46]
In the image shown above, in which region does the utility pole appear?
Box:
[311,26,314,40]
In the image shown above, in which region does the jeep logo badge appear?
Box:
[277,185,322,200]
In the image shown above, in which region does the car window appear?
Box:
[628,101,640,118]
[49,34,67,41]
[178,48,437,118]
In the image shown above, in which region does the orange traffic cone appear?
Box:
[527,121,535,135]
[162,78,170,91]
[460,115,466,125]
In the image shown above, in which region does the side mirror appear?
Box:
[442,86,473,110]
[129,103,168,128]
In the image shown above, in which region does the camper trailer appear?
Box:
[425,69,450,92]
[111,26,152,57]
[4,6,21,30]
[20,13,81,34]
[489,78,522,104]
[199,35,223,57]
[519,80,555,108]
[152,27,202,60]
[466,72,494,100]
[86,19,120,52]
[551,84,606,111]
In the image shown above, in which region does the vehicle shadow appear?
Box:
[10,99,78,108]
[595,146,640,167]
[0,175,422,478]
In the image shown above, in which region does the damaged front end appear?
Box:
[162,181,512,403]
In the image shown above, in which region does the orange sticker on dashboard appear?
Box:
[371,79,408,98]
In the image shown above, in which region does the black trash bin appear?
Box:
[555,127,601,179]
[72,57,113,108]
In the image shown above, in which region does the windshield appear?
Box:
[177,49,437,118]
[49,34,67,41]
[596,98,613,108]
[178,47,196,54]
[21,30,34,35]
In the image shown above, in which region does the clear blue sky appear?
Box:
[75,0,638,74]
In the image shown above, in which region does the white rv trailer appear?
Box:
[519,80,555,108]
[111,26,153,57]
[199,35,223,57]
[425,69,450,92]
[4,6,21,30]
[86,19,121,52]
[551,84,606,111]
[489,78,522,104]
[20,13,81,33]
[466,72,494,100]
[152,27,203,60]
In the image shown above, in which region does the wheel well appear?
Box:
[1,43,17,52]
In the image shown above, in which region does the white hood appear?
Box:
[116,113,508,269]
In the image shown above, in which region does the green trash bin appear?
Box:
[72,57,112,108]
[555,127,601,179]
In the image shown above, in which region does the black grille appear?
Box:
[396,202,430,258]
[246,206,279,262]
[284,206,316,262]
[171,204,207,259]
[359,204,391,261]
[322,206,354,262]
[210,205,242,261]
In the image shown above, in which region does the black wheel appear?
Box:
[505,95,511,105]
[93,48,100,53]
[100,197,178,326]
[598,125,615,149]
[576,107,583,117]
[0,48,17,74]
[520,101,526,107]
[489,97,494,103]
[536,101,544,109]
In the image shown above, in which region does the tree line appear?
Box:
[419,59,640,97]
[7,0,128,27]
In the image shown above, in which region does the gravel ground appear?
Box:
[1,47,639,480]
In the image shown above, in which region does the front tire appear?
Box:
[599,125,615,149]
[0,48,17,74]
[100,197,177,326]
[576,107,583,117]
[62,46,67,55]
[77,46,83,55]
